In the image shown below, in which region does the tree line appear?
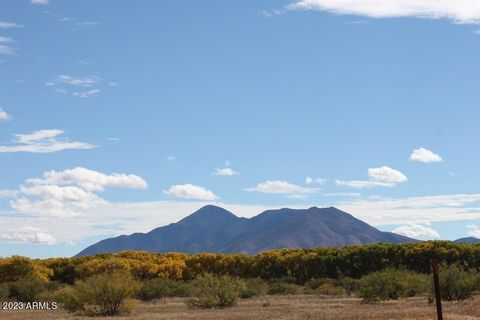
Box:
[1,241,480,285]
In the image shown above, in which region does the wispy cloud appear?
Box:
[213,167,239,176]
[73,89,100,98]
[2,227,57,245]
[0,129,95,153]
[337,166,407,189]
[393,224,440,240]
[467,224,480,238]
[286,0,480,24]
[0,37,14,55]
[410,147,443,163]
[56,75,99,87]
[0,107,11,120]
[246,180,318,198]
[164,184,218,200]
[338,193,480,226]
[0,21,23,29]
[31,0,49,5]
[306,177,328,185]
[46,75,104,98]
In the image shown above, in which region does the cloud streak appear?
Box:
[287,0,480,24]
[0,129,95,153]
[246,180,318,198]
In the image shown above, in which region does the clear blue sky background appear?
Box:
[1,0,480,258]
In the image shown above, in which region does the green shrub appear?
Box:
[72,271,140,316]
[137,278,176,302]
[9,275,46,302]
[338,277,360,295]
[359,269,429,303]
[239,278,268,299]
[187,274,241,308]
[267,281,301,295]
[169,281,194,297]
[0,282,11,300]
[305,278,329,291]
[52,286,83,313]
[314,282,347,296]
[435,263,480,302]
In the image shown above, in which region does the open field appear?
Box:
[1,295,480,320]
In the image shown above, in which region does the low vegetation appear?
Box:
[1,242,480,316]
[187,274,242,308]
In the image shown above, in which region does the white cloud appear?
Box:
[246,180,318,196]
[0,107,10,120]
[336,180,392,189]
[337,166,407,189]
[47,75,105,98]
[0,21,22,29]
[6,167,148,218]
[0,189,19,198]
[316,178,328,185]
[0,129,95,153]
[26,167,148,192]
[73,89,100,98]
[2,227,56,245]
[0,37,13,55]
[164,184,218,200]
[467,224,480,238]
[368,166,408,183]
[410,147,443,163]
[213,167,239,176]
[4,192,480,252]
[56,75,99,87]
[338,193,480,226]
[323,192,361,197]
[393,224,440,240]
[287,0,480,24]
[166,155,176,161]
[306,177,328,185]
[31,0,49,5]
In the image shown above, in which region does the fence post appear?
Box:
[432,246,443,320]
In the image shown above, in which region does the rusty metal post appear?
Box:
[432,247,443,320]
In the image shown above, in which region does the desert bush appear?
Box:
[187,274,241,308]
[304,278,347,296]
[8,275,46,302]
[137,278,178,302]
[359,269,429,303]
[239,278,268,298]
[267,280,302,295]
[314,282,347,296]
[338,277,360,295]
[72,271,139,316]
[0,282,11,300]
[52,286,83,313]
[435,263,480,302]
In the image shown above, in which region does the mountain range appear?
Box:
[77,205,418,256]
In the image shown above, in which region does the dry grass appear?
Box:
[1,295,480,320]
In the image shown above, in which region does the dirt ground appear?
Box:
[1,295,479,320]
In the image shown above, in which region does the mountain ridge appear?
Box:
[76,205,418,256]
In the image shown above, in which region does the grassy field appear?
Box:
[1,295,480,320]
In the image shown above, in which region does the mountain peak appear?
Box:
[455,237,480,244]
[178,205,239,225]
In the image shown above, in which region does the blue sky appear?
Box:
[2,0,480,258]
